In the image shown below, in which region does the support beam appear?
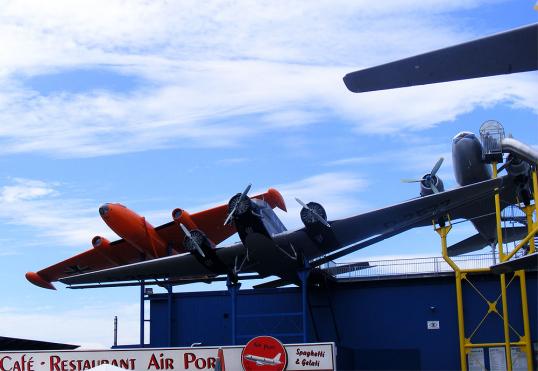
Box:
[140,280,145,347]
[298,268,311,343]
[492,161,512,371]
[167,285,173,346]
[227,279,241,345]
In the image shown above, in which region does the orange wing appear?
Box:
[26,188,286,290]
[26,239,142,290]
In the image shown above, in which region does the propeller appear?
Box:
[224,183,252,226]
[295,198,331,228]
[402,157,444,194]
[180,223,205,258]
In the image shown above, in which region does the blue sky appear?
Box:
[0,0,536,348]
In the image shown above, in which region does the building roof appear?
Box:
[0,336,79,351]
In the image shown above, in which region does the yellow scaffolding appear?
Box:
[437,165,537,370]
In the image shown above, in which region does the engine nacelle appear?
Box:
[300,202,327,227]
[172,208,198,230]
[506,155,532,205]
[506,155,531,178]
[420,174,444,196]
[92,235,111,250]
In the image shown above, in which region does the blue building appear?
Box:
[147,256,538,370]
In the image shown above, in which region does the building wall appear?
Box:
[149,272,537,370]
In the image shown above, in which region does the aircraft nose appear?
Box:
[99,204,110,217]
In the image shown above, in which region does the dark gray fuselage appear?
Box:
[452,131,497,243]
[452,131,492,186]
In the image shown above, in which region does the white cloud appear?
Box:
[0,178,109,246]
[0,0,534,158]
[1,178,57,202]
[271,172,369,229]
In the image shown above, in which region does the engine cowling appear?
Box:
[172,208,198,230]
[420,174,445,196]
[300,202,327,227]
[228,192,252,217]
[183,229,211,253]
[92,235,111,250]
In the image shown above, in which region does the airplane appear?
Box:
[342,21,538,258]
[244,353,283,366]
[34,22,538,288]
[26,188,286,290]
[56,162,514,289]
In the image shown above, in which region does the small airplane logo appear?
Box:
[244,353,282,366]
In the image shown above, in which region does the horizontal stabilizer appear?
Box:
[254,278,290,289]
[491,252,538,274]
[448,227,529,256]
[323,261,370,276]
[447,234,488,256]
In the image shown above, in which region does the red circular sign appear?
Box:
[241,336,287,371]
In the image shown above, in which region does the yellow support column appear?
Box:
[492,161,512,370]
[517,168,538,369]
[517,269,534,370]
[438,224,468,371]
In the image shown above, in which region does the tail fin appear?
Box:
[273,353,281,362]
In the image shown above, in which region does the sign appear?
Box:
[426,321,440,330]
[241,336,286,371]
[0,343,335,371]
[510,347,528,370]
[467,348,485,371]
[489,347,506,371]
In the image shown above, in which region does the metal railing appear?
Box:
[326,250,533,280]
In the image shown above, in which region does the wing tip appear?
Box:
[342,73,359,93]
[26,272,56,290]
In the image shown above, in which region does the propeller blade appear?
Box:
[430,157,444,176]
[179,223,192,238]
[241,183,252,199]
[295,198,331,228]
[223,209,235,226]
[430,183,439,194]
[195,245,205,258]
[295,197,308,209]
[401,179,423,183]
